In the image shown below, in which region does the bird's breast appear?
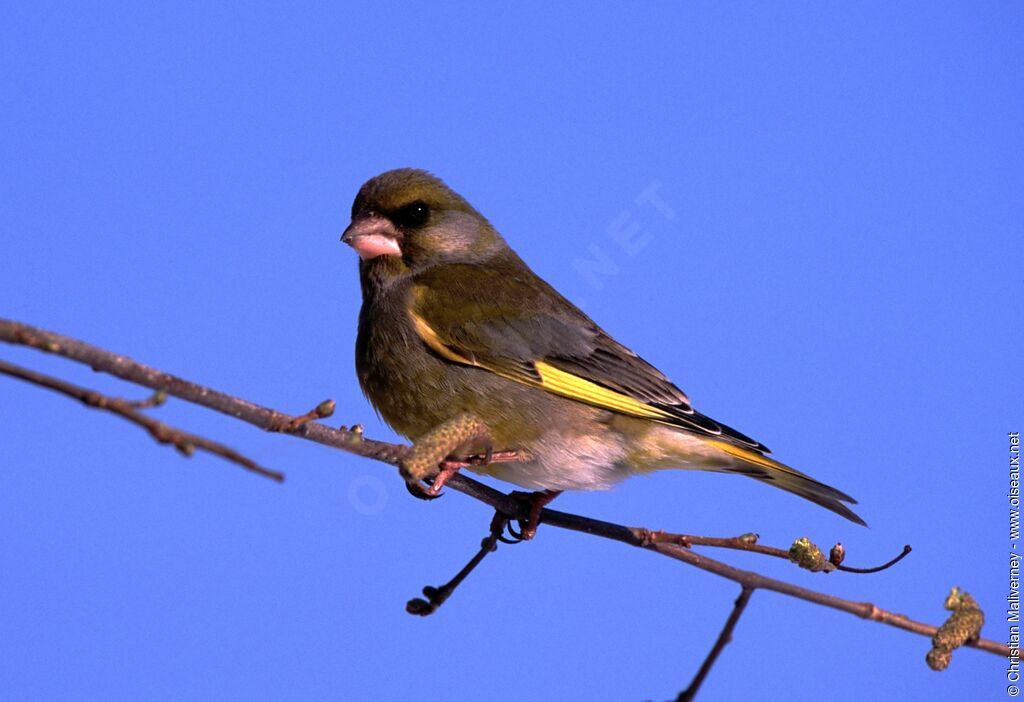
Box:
[355,286,454,439]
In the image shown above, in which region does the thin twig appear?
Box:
[0,319,1010,667]
[270,398,337,432]
[837,545,913,574]
[677,587,754,702]
[405,510,514,616]
[124,389,167,409]
[640,530,911,574]
[640,538,1007,657]
[0,358,283,482]
[0,320,409,465]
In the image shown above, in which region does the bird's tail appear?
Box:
[706,439,866,526]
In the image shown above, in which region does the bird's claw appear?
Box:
[403,458,465,499]
[509,489,563,540]
[405,480,444,501]
[502,520,525,543]
[466,444,493,467]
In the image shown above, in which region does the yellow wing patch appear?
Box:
[533,361,677,421]
[410,305,680,424]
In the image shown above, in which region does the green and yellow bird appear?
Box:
[342,168,864,536]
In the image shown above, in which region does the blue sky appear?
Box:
[1,3,1020,700]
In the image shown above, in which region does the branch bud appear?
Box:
[829,543,846,567]
[315,399,336,418]
[926,587,984,671]
[789,537,836,573]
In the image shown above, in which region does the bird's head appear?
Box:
[342,169,506,278]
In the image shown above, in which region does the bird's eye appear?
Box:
[394,201,431,228]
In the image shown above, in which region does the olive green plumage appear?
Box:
[341,168,865,525]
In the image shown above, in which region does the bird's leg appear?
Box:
[509,489,563,540]
[400,413,490,498]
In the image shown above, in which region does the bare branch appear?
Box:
[677,587,754,702]
[406,510,516,616]
[0,317,1010,696]
[640,538,1006,657]
[0,319,408,465]
[269,398,337,432]
[0,358,283,482]
[640,529,912,574]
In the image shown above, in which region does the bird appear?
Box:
[341,168,864,537]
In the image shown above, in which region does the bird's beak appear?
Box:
[341,215,402,260]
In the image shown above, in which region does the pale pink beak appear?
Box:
[341,215,402,260]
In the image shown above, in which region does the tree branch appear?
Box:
[0,358,283,482]
[0,318,1008,698]
[677,586,754,702]
[640,529,912,574]
[405,509,516,616]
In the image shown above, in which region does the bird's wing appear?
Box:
[409,263,768,451]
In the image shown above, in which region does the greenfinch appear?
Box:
[342,169,864,535]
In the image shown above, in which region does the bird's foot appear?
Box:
[508,489,562,540]
[400,413,490,498]
[404,459,466,500]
